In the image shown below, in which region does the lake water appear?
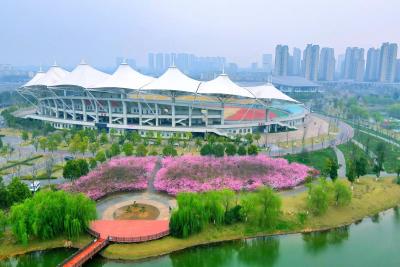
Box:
[2,208,400,267]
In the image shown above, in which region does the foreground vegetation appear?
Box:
[103,177,400,261]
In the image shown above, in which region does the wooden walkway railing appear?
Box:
[108,229,170,243]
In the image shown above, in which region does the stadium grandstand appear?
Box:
[17,61,308,137]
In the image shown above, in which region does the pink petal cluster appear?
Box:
[154,155,314,195]
[59,157,157,200]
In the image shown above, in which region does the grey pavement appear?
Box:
[333,146,346,178]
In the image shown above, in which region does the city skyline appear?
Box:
[1,0,400,67]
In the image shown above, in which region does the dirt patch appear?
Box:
[113,203,160,220]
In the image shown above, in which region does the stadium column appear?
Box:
[155,103,159,126]
[71,100,76,120]
[221,101,225,125]
[188,106,192,127]
[95,100,99,123]
[172,94,176,127]
[122,100,127,125]
[138,101,142,126]
[107,100,112,124]
[81,99,87,122]
[53,99,59,118]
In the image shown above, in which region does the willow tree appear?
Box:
[169,193,207,238]
[203,191,225,225]
[253,187,282,228]
[9,190,96,244]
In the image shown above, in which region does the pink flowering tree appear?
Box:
[59,157,157,200]
[154,155,315,195]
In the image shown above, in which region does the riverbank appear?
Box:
[102,177,400,261]
[0,232,92,260]
[1,177,400,262]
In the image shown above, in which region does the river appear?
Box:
[1,208,400,267]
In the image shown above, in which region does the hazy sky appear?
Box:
[1,0,399,68]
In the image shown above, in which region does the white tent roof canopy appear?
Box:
[53,61,110,88]
[197,73,254,98]
[92,63,154,90]
[22,63,300,103]
[245,83,299,103]
[32,64,70,87]
[140,66,201,94]
[23,69,45,87]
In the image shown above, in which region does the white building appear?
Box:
[18,61,307,137]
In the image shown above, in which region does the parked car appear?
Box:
[29,181,41,192]
[64,155,74,161]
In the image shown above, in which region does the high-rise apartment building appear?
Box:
[365,48,380,81]
[318,48,335,81]
[379,42,398,83]
[288,47,301,76]
[343,47,365,81]
[302,44,320,81]
[337,54,345,77]
[148,53,155,71]
[274,45,289,76]
[396,59,400,82]
[262,54,273,73]
[155,53,164,73]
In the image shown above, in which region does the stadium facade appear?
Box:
[18,61,308,137]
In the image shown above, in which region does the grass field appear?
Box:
[283,147,337,172]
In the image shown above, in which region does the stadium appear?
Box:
[17,61,308,137]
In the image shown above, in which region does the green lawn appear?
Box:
[353,131,400,173]
[283,147,337,172]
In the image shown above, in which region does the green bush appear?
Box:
[225,143,237,156]
[212,143,225,157]
[200,144,213,156]
[63,159,89,180]
[162,145,178,157]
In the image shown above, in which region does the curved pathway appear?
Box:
[334,146,346,178]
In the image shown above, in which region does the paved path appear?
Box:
[334,146,346,178]
[268,114,354,157]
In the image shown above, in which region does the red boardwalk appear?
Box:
[61,238,108,267]
[90,220,170,242]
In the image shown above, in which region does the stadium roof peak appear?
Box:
[53,62,110,88]
[198,73,254,98]
[23,69,46,87]
[31,65,70,87]
[141,66,201,94]
[245,83,299,103]
[92,63,154,90]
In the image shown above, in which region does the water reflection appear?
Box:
[237,237,280,267]
[0,249,75,267]
[170,236,280,267]
[170,242,235,267]
[302,226,349,254]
